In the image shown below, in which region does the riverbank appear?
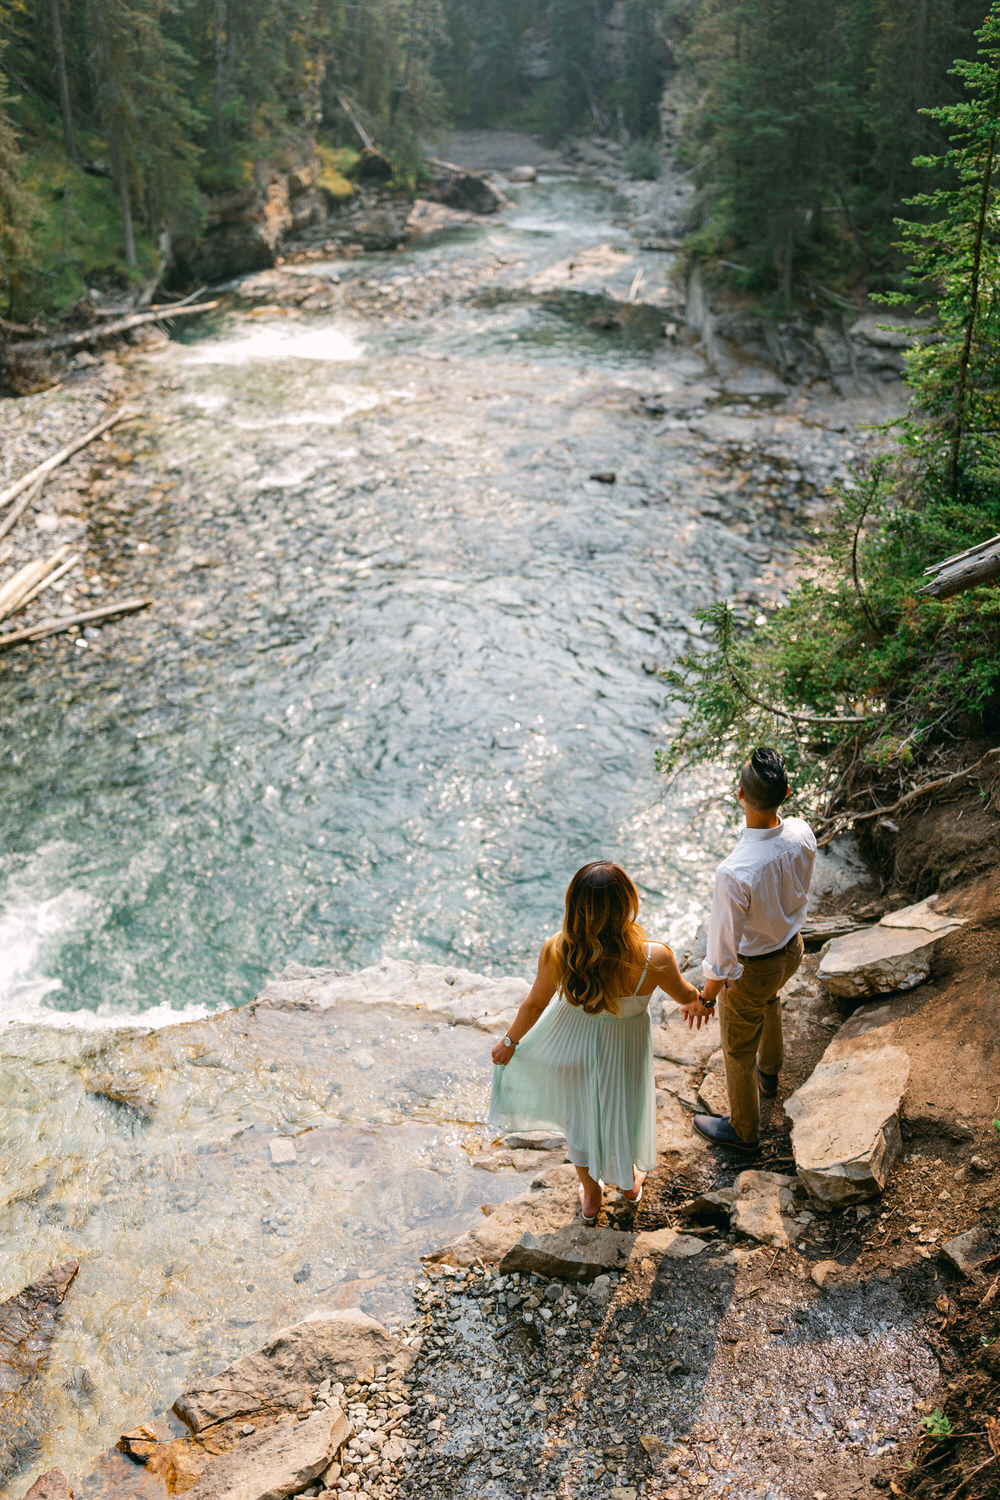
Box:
[9,853,997,1500]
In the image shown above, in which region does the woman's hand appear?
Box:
[491,1036,517,1065]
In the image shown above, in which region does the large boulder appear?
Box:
[184,1408,350,1500]
[785,1044,909,1205]
[424,160,507,215]
[174,1312,407,1434]
[817,897,964,997]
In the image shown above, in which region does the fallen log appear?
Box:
[0,545,73,621]
[0,596,152,651]
[918,531,1000,599]
[6,300,219,360]
[0,408,132,513]
[0,475,46,542]
[20,551,80,611]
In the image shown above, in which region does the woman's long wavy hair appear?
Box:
[549,861,647,1015]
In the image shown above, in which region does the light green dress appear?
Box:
[488,945,657,1189]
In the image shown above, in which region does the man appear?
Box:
[684,746,816,1151]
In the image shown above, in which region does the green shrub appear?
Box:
[624,138,661,180]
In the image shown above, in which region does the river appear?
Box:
[0,167,883,1493]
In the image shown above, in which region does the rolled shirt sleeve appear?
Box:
[703,867,750,983]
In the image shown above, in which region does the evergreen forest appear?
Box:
[0,0,995,317]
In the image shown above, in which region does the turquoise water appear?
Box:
[0,179,788,1023]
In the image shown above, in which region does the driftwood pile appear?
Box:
[0,409,151,651]
[0,293,218,393]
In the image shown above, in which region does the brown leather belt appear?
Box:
[740,933,799,962]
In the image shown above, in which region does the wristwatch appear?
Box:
[699,991,716,1010]
[502,1035,516,1049]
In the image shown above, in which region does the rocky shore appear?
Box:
[6,850,999,1500]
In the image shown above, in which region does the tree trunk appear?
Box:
[119,166,136,268]
[48,0,78,161]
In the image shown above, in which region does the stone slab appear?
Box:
[174,1313,405,1434]
[651,1007,719,1068]
[696,1050,730,1116]
[817,899,964,998]
[942,1226,994,1278]
[426,1167,578,1267]
[184,1408,350,1500]
[256,960,528,1035]
[500,1226,635,1281]
[785,1044,909,1205]
[730,1170,797,1249]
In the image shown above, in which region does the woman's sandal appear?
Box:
[578,1187,601,1226]
[620,1172,646,1205]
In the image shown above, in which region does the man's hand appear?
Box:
[681,998,714,1030]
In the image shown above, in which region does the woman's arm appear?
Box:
[491,941,558,1065]
[648,942,702,1008]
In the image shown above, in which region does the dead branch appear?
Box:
[5,300,219,360]
[0,546,74,621]
[919,531,1000,599]
[0,409,133,513]
[817,744,1000,844]
[0,475,46,542]
[0,596,152,650]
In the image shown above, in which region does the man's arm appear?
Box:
[681,868,749,1027]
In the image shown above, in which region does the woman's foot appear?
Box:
[578,1185,602,1225]
[620,1169,647,1204]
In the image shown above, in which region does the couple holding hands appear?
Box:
[488,748,817,1224]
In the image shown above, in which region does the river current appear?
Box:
[0,177,792,1026]
[0,172,878,1491]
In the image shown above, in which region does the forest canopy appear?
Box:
[0,1,995,315]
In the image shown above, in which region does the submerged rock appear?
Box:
[21,1471,74,1500]
[785,1044,909,1205]
[0,1261,79,1484]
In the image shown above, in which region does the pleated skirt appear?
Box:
[487,997,656,1190]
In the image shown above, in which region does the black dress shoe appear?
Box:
[693,1113,759,1151]
[756,1064,779,1098]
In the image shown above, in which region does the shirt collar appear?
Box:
[741,815,784,842]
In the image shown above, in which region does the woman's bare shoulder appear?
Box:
[648,940,678,968]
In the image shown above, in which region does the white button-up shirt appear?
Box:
[703,815,817,983]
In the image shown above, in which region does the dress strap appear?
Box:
[631,943,652,996]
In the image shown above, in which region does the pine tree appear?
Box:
[0,51,33,312]
[87,0,202,268]
[885,0,1000,497]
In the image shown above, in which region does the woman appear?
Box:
[489,861,706,1224]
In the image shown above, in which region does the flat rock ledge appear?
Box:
[817,895,964,997]
[785,1043,910,1206]
[27,1311,415,1500]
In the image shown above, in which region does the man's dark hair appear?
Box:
[739,746,789,811]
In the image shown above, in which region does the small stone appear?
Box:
[970,1155,991,1174]
[810,1260,840,1288]
[942,1225,994,1277]
[269,1137,298,1166]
